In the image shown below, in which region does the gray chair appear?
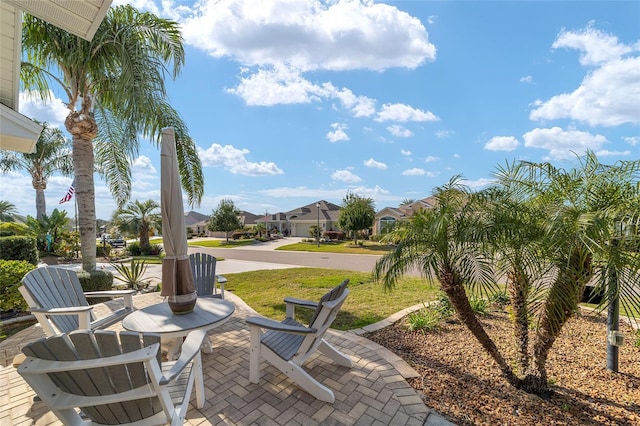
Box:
[18,329,206,426]
[246,279,352,403]
[189,252,227,299]
[20,266,136,337]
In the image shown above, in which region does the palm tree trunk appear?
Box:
[439,267,521,388]
[507,269,530,372]
[521,250,592,395]
[67,112,98,272]
[35,188,46,220]
[140,222,150,248]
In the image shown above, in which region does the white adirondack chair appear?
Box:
[246,279,352,403]
[189,252,227,299]
[18,329,206,426]
[20,266,136,337]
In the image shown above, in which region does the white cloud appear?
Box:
[326,83,376,117]
[424,156,439,163]
[400,149,412,156]
[179,0,436,72]
[462,177,494,190]
[595,149,631,157]
[523,127,608,160]
[402,168,426,176]
[552,24,634,66]
[331,169,362,183]
[530,25,640,127]
[326,123,350,142]
[520,75,533,84]
[623,136,639,146]
[387,125,414,138]
[198,143,283,176]
[364,158,387,170]
[436,130,452,138]
[375,103,439,122]
[18,91,68,128]
[130,155,158,190]
[484,136,520,151]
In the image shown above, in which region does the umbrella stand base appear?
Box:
[167,292,197,315]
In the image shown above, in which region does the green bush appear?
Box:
[97,244,111,257]
[76,269,114,305]
[0,259,35,313]
[0,236,39,264]
[470,298,489,315]
[0,222,30,236]
[127,242,142,256]
[142,244,163,256]
[434,292,455,319]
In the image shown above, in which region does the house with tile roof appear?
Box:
[373,197,437,235]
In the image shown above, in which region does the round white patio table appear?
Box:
[122,297,235,359]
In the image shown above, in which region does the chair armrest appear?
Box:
[283,297,318,309]
[246,316,316,334]
[216,275,227,284]
[84,290,137,298]
[30,306,94,315]
[160,328,207,385]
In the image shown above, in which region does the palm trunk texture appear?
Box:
[67,112,98,272]
[507,269,530,373]
[438,267,521,388]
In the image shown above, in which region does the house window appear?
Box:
[379,216,397,234]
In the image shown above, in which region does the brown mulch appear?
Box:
[366,309,640,426]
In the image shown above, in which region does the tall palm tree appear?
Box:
[21,5,203,272]
[112,199,161,249]
[0,200,19,222]
[0,122,72,220]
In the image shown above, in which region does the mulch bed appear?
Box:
[366,309,640,425]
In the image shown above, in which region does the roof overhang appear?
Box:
[0,0,112,153]
[3,0,112,41]
[0,102,42,153]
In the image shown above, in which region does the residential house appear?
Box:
[373,197,437,235]
[286,200,341,238]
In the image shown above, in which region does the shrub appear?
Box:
[407,306,441,333]
[434,292,454,319]
[111,259,149,291]
[322,230,346,241]
[489,290,510,308]
[142,244,163,256]
[127,241,142,256]
[97,244,111,257]
[0,222,30,236]
[0,259,35,313]
[470,298,488,315]
[76,269,114,305]
[0,236,39,264]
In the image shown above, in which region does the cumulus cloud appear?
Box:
[623,136,639,146]
[364,158,387,170]
[387,125,413,138]
[462,177,494,190]
[435,130,452,138]
[332,169,362,183]
[198,143,283,176]
[523,127,608,160]
[424,156,439,163]
[484,136,520,151]
[400,149,412,156]
[402,168,426,176]
[375,103,439,122]
[18,91,68,129]
[530,25,640,127]
[178,0,435,72]
[326,123,350,142]
[520,75,533,84]
[595,149,631,157]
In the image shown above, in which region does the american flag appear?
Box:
[59,179,75,204]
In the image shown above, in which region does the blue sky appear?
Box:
[4,0,639,220]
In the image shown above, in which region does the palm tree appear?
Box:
[21,5,203,272]
[0,200,19,222]
[0,122,72,220]
[112,200,161,249]
[374,177,521,388]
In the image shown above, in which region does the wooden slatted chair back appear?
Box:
[189,252,221,297]
[21,267,93,334]
[20,330,166,425]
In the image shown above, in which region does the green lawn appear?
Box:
[276,241,395,255]
[224,267,439,330]
[188,239,255,248]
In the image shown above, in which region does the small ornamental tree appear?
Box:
[208,199,242,242]
[336,192,375,245]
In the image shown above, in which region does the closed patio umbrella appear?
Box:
[160,127,196,313]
